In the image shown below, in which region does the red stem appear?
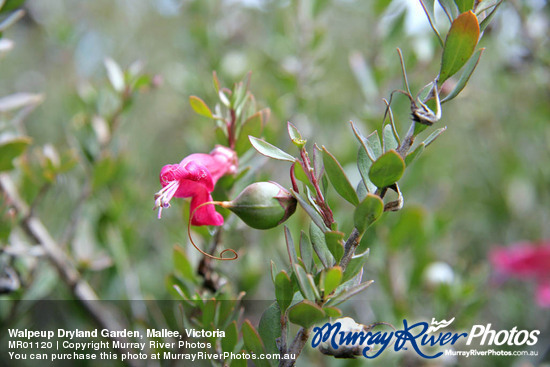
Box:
[299,148,334,228]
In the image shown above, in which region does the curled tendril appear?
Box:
[187,201,238,261]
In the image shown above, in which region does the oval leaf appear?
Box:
[405,143,425,166]
[288,300,326,329]
[439,11,480,84]
[322,266,343,296]
[299,231,314,273]
[235,110,267,155]
[249,136,295,162]
[324,231,345,264]
[442,48,484,103]
[354,194,384,233]
[242,320,267,356]
[258,302,281,355]
[322,147,359,205]
[222,321,238,354]
[293,263,317,301]
[0,137,32,171]
[368,150,405,188]
[189,95,213,118]
[327,280,374,306]
[275,271,294,313]
[310,222,334,268]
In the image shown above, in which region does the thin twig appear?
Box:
[339,228,362,271]
[279,328,310,367]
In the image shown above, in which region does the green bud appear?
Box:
[221,182,297,230]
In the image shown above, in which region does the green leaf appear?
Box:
[249,136,295,162]
[309,223,334,268]
[293,263,317,301]
[455,0,474,13]
[212,71,221,93]
[275,271,294,312]
[166,274,190,299]
[284,226,298,267]
[299,231,314,273]
[351,122,382,162]
[322,147,359,205]
[439,11,480,84]
[354,194,384,234]
[288,300,326,328]
[230,357,247,367]
[327,280,374,306]
[242,321,269,367]
[356,179,367,201]
[202,299,217,327]
[104,58,125,92]
[424,127,447,147]
[479,1,502,32]
[0,0,26,14]
[438,0,459,20]
[343,249,370,283]
[368,150,405,188]
[324,231,345,264]
[189,95,214,118]
[442,48,484,103]
[258,302,281,356]
[288,122,306,148]
[235,111,264,155]
[0,137,31,171]
[293,161,314,191]
[405,143,425,166]
[383,124,398,152]
[292,189,329,232]
[323,306,342,318]
[366,131,383,161]
[222,321,238,354]
[322,266,343,296]
[419,0,444,46]
[173,245,196,283]
[270,261,278,284]
[357,147,377,193]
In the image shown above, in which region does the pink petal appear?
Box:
[181,146,237,184]
[490,241,550,280]
[160,160,215,196]
[189,190,223,226]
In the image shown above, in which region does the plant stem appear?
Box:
[280,328,310,367]
[299,148,334,227]
[339,228,362,270]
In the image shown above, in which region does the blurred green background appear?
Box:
[1,0,549,366]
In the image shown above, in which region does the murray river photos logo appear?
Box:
[311,317,540,359]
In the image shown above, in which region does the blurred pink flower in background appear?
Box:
[154,146,238,225]
[490,241,550,307]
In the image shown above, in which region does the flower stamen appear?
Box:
[153,180,180,218]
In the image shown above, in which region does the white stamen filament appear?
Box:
[153,180,180,218]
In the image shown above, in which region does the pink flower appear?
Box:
[154,146,237,225]
[490,241,550,307]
